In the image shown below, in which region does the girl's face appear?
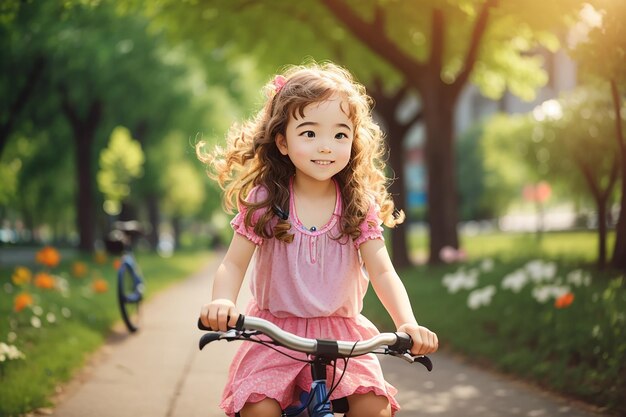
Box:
[275,96,354,184]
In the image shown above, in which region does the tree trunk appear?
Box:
[386,128,412,269]
[59,85,102,252]
[612,181,626,270]
[172,216,182,249]
[369,81,419,269]
[597,197,607,270]
[0,56,46,156]
[609,79,626,270]
[146,194,160,250]
[576,155,617,269]
[423,89,459,263]
[74,124,98,251]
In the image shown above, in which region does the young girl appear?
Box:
[197,62,438,417]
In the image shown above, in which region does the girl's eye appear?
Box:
[335,132,349,140]
[301,131,315,138]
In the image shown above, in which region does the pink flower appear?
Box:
[272,75,287,93]
[439,246,467,263]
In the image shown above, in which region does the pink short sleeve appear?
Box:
[230,186,269,246]
[354,202,385,248]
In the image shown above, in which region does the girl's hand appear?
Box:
[200,299,238,332]
[397,323,439,356]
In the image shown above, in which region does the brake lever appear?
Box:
[386,351,433,371]
[414,355,433,371]
[199,329,246,349]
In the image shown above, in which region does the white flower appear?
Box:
[567,270,592,287]
[56,277,70,297]
[525,260,557,283]
[467,285,496,310]
[501,270,528,293]
[7,332,17,343]
[532,285,571,303]
[30,316,42,329]
[61,307,72,318]
[592,325,602,339]
[46,313,56,324]
[0,342,25,362]
[532,286,552,303]
[480,258,495,272]
[443,270,479,293]
[32,305,43,316]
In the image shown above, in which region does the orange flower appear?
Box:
[94,251,107,265]
[72,262,88,278]
[92,278,108,293]
[555,292,575,309]
[14,292,34,312]
[113,258,121,270]
[12,266,32,286]
[36,246,61,268]
[34,272,56,290]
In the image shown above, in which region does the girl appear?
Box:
[197,62,438,417]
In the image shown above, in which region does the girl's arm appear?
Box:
[360,238,438,356]
[199,232,256,331]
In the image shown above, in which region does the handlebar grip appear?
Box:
[197,314,245,331]
[388,332,412,353]
[197,318,213,331]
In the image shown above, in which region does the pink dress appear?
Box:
[220,178,400,416]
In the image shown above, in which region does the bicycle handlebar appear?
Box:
[197,314,433,371]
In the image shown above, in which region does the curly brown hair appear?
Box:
[196,62,404,244]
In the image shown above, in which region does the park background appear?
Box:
[1,0,625,416]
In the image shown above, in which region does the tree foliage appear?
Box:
[97,126,145,214]
[571,0,626,269]
[0,0,242,248]
[527,88,621,267]
[140,0,588,263]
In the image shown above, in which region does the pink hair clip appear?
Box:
[272,75,287,94]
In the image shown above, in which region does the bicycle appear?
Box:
[104,220,146,333]
[198,314,433,417]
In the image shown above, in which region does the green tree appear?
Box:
[0,132,75,242]
[149,131,206,247]
[319,0,587,262]
[147,0,587,264]
[1,1,196,250]
[526,89,620,268]
[97,126,145,216]
[457,122,490,221]
[481,113,535,217]
[572,0,626,269]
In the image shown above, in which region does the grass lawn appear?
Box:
[364,230,625,416]
[0,248,211,417]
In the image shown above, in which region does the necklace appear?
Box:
[302,225,317,232]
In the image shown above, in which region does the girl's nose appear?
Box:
[319,145,331,153]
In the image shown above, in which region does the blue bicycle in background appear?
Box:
[198,315,433,417]
[105,221,145,333]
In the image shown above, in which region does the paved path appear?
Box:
[49,255,608,417]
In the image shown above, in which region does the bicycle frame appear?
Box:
[118,253,144,303]
[116,249,145,332]
[105,220,146,332]
[282,356,336,417]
